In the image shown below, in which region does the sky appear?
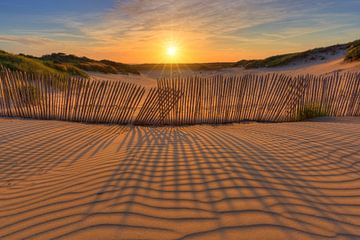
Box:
[0,0,359,63]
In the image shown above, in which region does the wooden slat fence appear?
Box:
[134,88,183,125]
[0,67,145,124]
[298,72,360,118]
[156,74,309,125]
[1,66,359,126]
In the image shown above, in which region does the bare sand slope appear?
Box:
[89,72,157,89]
[242,57,360,76]
[0,118,360,240]
[87,56,359,86]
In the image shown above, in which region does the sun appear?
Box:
[167,46,177,57]
[162,40,182,62]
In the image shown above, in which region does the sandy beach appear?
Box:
[1,117,359,239]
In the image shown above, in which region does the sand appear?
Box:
[89,72,157,89]
[241,55,360,76]
[0,117,360,239]
[213,56,360,76]
[88,55,360,87]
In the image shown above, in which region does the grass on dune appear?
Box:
[235,39,360,69]
[41,53,140,75]
[0,51,140,78]
[344,40,360,62]
[0,50,63,76]
[234,45,344,69]
[296,104,329,121]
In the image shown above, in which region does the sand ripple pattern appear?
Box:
[0,118,360,239]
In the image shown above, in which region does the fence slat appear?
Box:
[0,67,358,126]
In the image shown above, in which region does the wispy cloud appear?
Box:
[0,35,52,45]
[0,0,359,62]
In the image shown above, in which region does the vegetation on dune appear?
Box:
[0,50,61,75]
[41,53,140,75]
[296,104,329,121]
[235,39,360,69]
[99,60,140,75]
[344,40,360,62]
[0,50,140,78]
[44,62,89,78]
[40,53,92,64]
[234,44,346,69]
[0,50,89,77]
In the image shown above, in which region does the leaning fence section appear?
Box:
[156,74,310,125]
[0,66,359,126]
[134,87,183,125]
[0,68,145,124]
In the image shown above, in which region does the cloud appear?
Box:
[0,0,359,62]
[77,0,358,49]
[0,35,53,45]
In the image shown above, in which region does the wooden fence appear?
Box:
[0,68,145,124]
[299,72,360,118]
[1,67,359,126]
[145,72,359,125]
[155,74,302,125]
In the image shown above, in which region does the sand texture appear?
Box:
[0,118,360,239]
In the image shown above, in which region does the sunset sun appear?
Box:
[166,46,177,57]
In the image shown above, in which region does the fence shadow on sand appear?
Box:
[83,122,360,239]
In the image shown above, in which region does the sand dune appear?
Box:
[220,56,360,76]
[242,56,360,76]
[0,118,360,239]
[88,55,360,87]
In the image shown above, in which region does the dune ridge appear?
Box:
[0,118,360,239]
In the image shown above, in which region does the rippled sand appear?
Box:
[0,118,359,239]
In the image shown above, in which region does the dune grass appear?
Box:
[0,50,140,78]
[0,50,62,75]
[41,53,140,75]
[235,39,359,69]
[296,104,329,121]
[235,45,344,69]
[345,40,360,62]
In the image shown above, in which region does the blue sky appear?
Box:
[0,0,359,63]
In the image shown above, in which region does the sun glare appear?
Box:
[163,39,182,63]
[167,46,177,57]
